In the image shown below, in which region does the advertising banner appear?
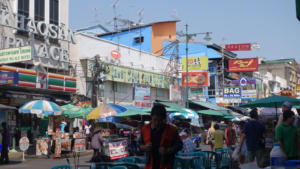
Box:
[134,85,152,108]
[36,138,49,156]
[182,56,208,71]
[231,77,256,86]
[74,139,86,153]
[223,87,241,98]
[242,90,257,99]
[228,58,258,72]
[169,85,181,102]
[61,139,71,151]
[0,72,18,85]
[216,97,241,104]
[182,72,209,87]
[0,46,31,64]
[108,140,129,160]
[36,72,48,89]
[87,63,170,88]
[225,43,251,51]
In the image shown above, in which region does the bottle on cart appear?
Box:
[270,143,285,169]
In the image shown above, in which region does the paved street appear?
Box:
[0,153,93,169]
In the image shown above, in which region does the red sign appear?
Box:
[228,58,258,72]
[134,101,152,108]
[225,43,251,51]
[111,50,121,59]
[182,72,209,86]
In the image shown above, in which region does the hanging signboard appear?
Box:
[228,58,258,72]
[0,72,18,85]
[182,56,208,71]
[134,85,152,108]
[182,72,209,87]
[223,87,241,98]
[241,90,257,99]
[0,46,31,64]
[225,43,251,51]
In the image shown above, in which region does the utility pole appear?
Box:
[185,24,189,108]
[91,55,108,108]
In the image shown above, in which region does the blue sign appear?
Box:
[0,72,18,85]
[231,77,256,86]
[223,87,241,98]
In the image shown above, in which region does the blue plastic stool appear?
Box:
[51,165,72,169]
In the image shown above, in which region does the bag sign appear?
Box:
[19,137,29,151]
[223,87,241,98]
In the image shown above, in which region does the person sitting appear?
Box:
[179,130,196,155]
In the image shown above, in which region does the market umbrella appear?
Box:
[169,109,200,127]
[61,103,93,118]
[19,100,62,118]
[240,95,300,118]
[115,109,150,117]
[86,104,127,121]
[223,115,235,119]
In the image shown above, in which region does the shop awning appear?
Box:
[224,115,235,119]
[189,101,229,111]
[0,104,17,110]
[198,110,230,116]
[115,109,150,117]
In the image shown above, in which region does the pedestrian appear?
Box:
[277,101,298,127]
[179,130,196,155]
[206,122,216,151]
[138,104,182,169]
[85,121,92,149]
[212,124,225,151]
[0,122,10,164]
[238,108,266,168]
[225,122,236,150]
[275,110,299,160]
[90,126,103,162]
[238,121,247,165]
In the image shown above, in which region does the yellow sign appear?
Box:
[86,60,169,88]
[182,56,208,71]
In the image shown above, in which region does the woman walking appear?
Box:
[206,122,216,151]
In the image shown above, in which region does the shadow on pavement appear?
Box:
[0,161,23,165]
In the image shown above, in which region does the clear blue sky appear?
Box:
[70,0,300,62]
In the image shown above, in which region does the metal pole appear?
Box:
[185,24,189,108]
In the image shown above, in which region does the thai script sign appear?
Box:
[223,87,241,98]
[0,71,18,85]
[182,56,208,71]
[0,46,31,64]
[241,90,257,99]
[134,85,152,108]
[228,58,258,72]
[182,72,209,87]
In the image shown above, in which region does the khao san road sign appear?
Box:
[0,46,31,64]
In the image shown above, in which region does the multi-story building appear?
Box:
[0,0,76,139]
[259,59,298,92]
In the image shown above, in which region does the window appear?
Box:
[134,36,144,43]
[49,0,59,25]
[35,0,45,21]
[114,83,127,94]
[18,0,29,35]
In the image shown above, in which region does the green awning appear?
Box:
[224,115,235,119]
[198,110,230,116]
[143,107,178,112]
[190,101,229,111]
[294,105,300,109]
[115,109,150,117]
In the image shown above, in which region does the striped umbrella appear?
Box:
[19,100,62,118]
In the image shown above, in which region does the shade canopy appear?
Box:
[0,104,17,110]
[240,95,300,108]
[189,101,228,111]
[198,110,230,116]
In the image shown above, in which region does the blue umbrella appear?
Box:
[19,100,62,118]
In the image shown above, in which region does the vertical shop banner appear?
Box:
[108,140,129,160]
[182,56,208,71]
[54,132,62,157]
[169,85,181,101]
[0,72,18,85]
[134,85,152,108]
[36,72,48,89]
[182,72,209,87]
[223,87,241,98]
[228,58,258,72]
[225,43,251,51]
